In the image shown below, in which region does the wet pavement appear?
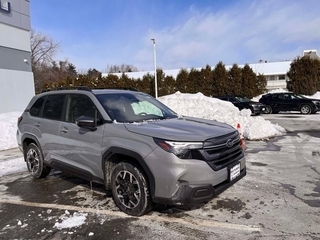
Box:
[0,113,320,239]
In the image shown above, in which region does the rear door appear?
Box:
[58,94,105,179]
[267,94,283,112]
[38,94,66,163]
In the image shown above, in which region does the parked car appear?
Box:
[217,96,266,115]
[259,92,320,114]
[17,87,246,216]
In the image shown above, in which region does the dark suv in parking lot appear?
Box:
[217,96,266,115]
[17,87,246,216]
[259,92,320,114]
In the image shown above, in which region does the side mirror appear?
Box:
[75,116,96,130]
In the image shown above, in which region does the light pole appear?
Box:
[151,38,158,98]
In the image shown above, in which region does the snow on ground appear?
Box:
[0,157,26,177]
[54,211,88,230]
[0,111,21,151]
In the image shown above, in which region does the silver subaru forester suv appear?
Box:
[17,87,246,216]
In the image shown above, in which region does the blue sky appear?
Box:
[30,0,320,73]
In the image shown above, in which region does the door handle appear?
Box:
[34,122,40,127]
[61,127,68,133]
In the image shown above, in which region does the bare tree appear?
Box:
[30,29,60,67]
[30,30,61,93]
[106,64,138,73]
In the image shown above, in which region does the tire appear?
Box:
[111,162,152,216]
[300,104,311,114]
[25,143,51,178]
[264,105,273,114]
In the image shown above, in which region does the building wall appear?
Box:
[0,0,35,114]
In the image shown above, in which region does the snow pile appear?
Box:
[0,112,21,151]
[158,92,286,140]
[251,88,288,102]
[54,210,87,230]
[310,92,320,99]
[0,157,26,177]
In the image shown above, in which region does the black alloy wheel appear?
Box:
[25,143,51,178]
[111,162,152,216]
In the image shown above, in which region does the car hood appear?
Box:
[124,116,236,141]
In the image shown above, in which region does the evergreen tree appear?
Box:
[188,68,202,93]
[256,74,267,95]
[162,76,176,96]
[228,64,242,95]
[138,73,153,95]
[241,64,257,98]
[212,62,228,96]
[200,65,214,96]
[175,69,189,93]
[287,56,320,95]
[156,69,167,97]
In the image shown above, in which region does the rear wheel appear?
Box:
[300,105,311,114]
[264,105,273,114]
[111,162,152,216]
[25,143,51,178]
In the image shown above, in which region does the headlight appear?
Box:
[154,138,203,159]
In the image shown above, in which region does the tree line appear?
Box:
[42,62,267,99]
[31,29,320,98]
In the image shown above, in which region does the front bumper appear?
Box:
[252,105,266,115]
[147,146,246,206]
[153,166,246,205]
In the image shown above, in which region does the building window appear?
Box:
[269,75,276,81]
[278,75,285,80]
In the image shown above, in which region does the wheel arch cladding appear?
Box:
[102,147,156,199]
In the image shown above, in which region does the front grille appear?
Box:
[196,131,244,171]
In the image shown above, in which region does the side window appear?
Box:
[65,94,103,125]
[30,97,45,117]
[42,95,65,120]
[272,94,279,100]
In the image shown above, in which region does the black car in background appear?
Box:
[217,96,266,115]
[259,92,320,114]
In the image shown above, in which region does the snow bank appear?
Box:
[0,112,21,151]
[158,92,286,140]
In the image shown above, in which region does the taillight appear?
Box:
[17,116,23,126]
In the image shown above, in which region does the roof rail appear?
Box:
[41,86,92,93]
[93,87,139,91]
[41,86,139,93]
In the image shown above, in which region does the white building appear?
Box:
[0,0,34,114]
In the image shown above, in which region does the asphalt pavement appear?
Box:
[0,113,320,239]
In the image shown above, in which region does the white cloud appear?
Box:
[136,0,320,70]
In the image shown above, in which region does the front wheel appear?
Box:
[25,143,51,178]
[111,162,152,216]
[264,105,273,114]
[300,105,311,114]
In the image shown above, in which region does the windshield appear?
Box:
[96,92,178,123]
[235,96,250,102]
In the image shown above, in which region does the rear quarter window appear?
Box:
[42,95,65,120]
[30,97,45,117]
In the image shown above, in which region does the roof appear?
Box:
[102,61,292,79]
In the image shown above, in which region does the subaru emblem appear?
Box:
[226,139,234,148]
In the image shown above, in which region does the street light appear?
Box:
[151,38,158,98]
